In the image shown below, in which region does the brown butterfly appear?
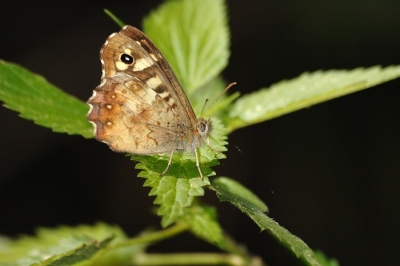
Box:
[86,25,213,178]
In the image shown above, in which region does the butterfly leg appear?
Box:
[195,148,204,179]
[161,150,175,176]
[161,150,204,179]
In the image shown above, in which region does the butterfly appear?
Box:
[86,25,213,178]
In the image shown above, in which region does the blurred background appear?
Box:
[1,0,400,265]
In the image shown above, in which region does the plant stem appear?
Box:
[132,252,250,265]
[104,9,125,28]
[220,233,252,259]
[109,222,189,251]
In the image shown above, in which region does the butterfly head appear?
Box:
[191,118,212,150]
[196,118,212,138]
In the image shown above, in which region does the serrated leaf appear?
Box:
[211,178,321,266]
[0,223,128,266]
[249,212,321,266]
[135,118,227,228]
[211,177,268,213]
[31,237,113,266]
[143,0,229,92]
[227,65,400,132]
[181,205,224,247]
[0,61,93,138]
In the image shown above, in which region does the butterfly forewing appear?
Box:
[120,26,200,126]
[87,26,209,155]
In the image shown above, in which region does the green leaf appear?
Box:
[314,250,340,266]
[0,223,129,266]
[143,0,229,92]
[32,237,113,266]
[181,205,224,247]
[227,65,400,132]
[0,60,93,138]
[135,118,227,228]
[210,177,268,213]
[248,212,322,266]
[210,177,322,266]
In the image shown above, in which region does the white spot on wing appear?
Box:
[103,39,109,47]
[159,91,169,98]
[87,103,94,114]
[108,33,117,39]
[146,76,162,90]
[167,97,175,105]
[150,53,158,61]
[143,86,158,103]
[116,61,129,70]
[87,90,97,102]
[124,48,131,55]
[100,59,105,78]
[89,121,97,134]
[98,79,106,88]
[133,58,153,71]
[86,91,97,134]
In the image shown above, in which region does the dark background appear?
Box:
[1,1,400,265]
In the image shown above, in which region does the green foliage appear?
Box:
[211,177,268,213]
[0,223,129,266]
[134,118,227,228]
[0,61,93,138]
[211,177,327,265]
[1,0,400,265]
[143,0,229,92]
[181,204,224,247]
[32,238,113,266]
[315,251,340,266]
[227,66,400,132]
[191,77,240,117]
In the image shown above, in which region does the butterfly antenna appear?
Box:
[204,82,237,115]
[200,98,210,117]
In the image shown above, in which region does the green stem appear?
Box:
[108,222,189,251]
[220,233,252,259]
[104,9,125,28]
[132,253,250,266]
